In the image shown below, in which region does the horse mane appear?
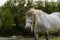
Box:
[28,8,37,15]
[29,9,40,30]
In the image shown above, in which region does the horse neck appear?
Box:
[36,10,48,23]
[36,10,48,18]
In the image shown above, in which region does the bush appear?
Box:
[0,0,60,36]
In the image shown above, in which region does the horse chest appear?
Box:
[37,18,48,32]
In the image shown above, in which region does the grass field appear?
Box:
[15,36,60,40]
[0,35,60,40]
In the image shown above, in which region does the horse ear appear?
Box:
[30,8,37,15]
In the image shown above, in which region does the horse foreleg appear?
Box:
[45,31,49,40]
[34,30,39,40]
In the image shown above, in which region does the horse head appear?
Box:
[25,8,39,32]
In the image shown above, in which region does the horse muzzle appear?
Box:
[25,26,31,31]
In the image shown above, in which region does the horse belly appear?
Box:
[48,18,60,33]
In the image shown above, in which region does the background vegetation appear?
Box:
[0,0,60,37]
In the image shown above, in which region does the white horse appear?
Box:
[25,8,60,40]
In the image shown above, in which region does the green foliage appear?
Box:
[0,0,60,36]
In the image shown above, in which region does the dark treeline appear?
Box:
[0,0,60,37]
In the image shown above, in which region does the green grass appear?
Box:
[15,36,60,40]
[1,36,60,40]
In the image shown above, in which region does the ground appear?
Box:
[0,35,60,40]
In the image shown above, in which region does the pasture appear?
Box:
[0,35,60,40]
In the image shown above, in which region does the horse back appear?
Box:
[50,12,60,18]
